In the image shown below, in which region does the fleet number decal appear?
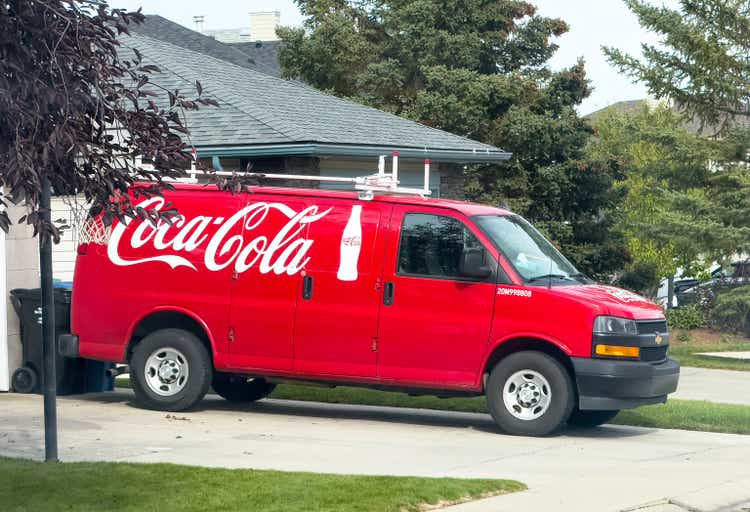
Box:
[496,287,532,298]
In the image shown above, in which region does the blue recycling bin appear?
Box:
[84,360,115,392]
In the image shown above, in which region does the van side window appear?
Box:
[398,213,487,279]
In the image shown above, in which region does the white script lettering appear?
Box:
[107,197,331,275]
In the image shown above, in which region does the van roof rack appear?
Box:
[182,152,432,200]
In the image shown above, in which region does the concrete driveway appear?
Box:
[2,390,749,512]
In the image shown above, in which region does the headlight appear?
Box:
[593,316,638,335]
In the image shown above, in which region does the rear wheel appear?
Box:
[212,373,276,402]
[567,408,619,428]
[130,328,212,411]
[486,351,574,436]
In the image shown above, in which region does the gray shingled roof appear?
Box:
[230,41,282,77]
[120,31,508,161]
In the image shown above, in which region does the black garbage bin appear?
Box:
[9,287,113,394]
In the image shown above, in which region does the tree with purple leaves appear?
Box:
[0,0,218,461]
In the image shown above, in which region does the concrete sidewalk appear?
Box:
[673,366,750,406]
[2,390,750,512]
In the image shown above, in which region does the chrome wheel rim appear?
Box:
[502,369,551,421]
[144,347,189,397]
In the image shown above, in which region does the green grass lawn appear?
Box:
[272,384,488,414]
[0,458,524,512]
[612,399,750,435]
[666,328,750,371]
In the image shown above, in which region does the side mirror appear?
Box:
[460,248,492,279]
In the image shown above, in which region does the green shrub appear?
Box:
[667,304,705,330]
[676,331,692,343]
[710,286,750,335]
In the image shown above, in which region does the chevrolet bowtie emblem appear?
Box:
[655,334,663,345]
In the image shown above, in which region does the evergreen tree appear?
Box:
[588,104,750,294]
[604,0,750,134]
[602,0,750,294]
[279,0,628,278]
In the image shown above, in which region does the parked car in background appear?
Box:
[676,260,750,307]
[655,266,724,309]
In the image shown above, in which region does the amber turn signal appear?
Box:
[595,344,640,358]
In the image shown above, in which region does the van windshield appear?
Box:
[473,214,587,285]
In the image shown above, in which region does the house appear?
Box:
[0,15,509,391]
[585,98,750,135]
[203,10,281,45]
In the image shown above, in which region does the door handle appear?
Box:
[383,281,394,306]
[302,275,313,300]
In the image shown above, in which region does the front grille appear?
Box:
[637,320,667,335]
[641,346,668,362]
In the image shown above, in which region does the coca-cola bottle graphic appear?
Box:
[337,205,362,281]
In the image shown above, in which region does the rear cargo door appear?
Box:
[85,188,241,361]
[292,199,391,377]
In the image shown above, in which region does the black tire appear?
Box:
[567,408,619,428]
[129,328,212,412]
[212,373,276,402]
[486,351,575,436]
[12,366,38,394]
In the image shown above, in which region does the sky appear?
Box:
[112,0,677,115]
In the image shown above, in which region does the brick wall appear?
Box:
[210,156,322,189]
[279,156,321,189]
[439,163,466,200]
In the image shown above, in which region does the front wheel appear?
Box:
[212,373,276,402]
[130,328,212,412]
[567,408,619,428]
[486,351,575,436]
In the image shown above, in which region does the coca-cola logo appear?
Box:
[107,197,332,275]
[341,236,362,247]
[598,285,645,303]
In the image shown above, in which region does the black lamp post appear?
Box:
[39,176,57,462]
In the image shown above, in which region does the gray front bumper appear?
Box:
[572,357,680,410]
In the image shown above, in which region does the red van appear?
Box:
[60,183,679,436]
